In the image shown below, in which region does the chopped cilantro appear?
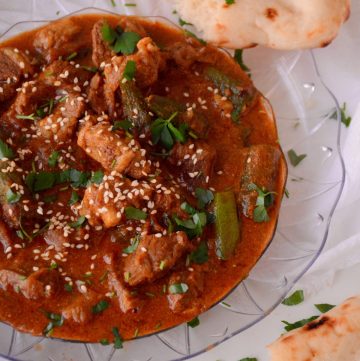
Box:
[112,327,123,349]
[168,283,189,294]
[90,170,104,185]
[112,119,133,131]
[64,283,73,292]
[43,312,64,336]
[287,149,307,167]
[48,151,59,168]
[190,241,208,264]
[187,317,200,328]
[125,207,147,220]
[0,139,15,159]
[282,290,304,306]
[92,300,109,314]
[69,216,86,229]
[6,189,21,204]
[239,358,257,361]
[225,0,235,4]
[68,191,80,205]
[123,236,140,254]
[179,18,193,27]
[248,183,276,222]
[234,49,251,75]
[195,187,214,209]
[184,29,207,45]
[66,52,78,61]
[331,102,352,127]
[314,303,335,313]
[282,316,319,332]
[123,60,136,81]
[100,338,110,345]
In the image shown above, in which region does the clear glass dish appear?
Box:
[0,3,345,361]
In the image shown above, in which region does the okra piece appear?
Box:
[240,145,281,219]
[214,191,240,260]
[146,95,186,119]
[120,80,151,130]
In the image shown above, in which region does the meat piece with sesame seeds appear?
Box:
[0,220,14,253]
[168,140,216,190]
[79,177,153,228]
[104,37,165,91]
[77,121,152,177]
[0,268,60,300]
[167,268,205,315]
[0,47,34,103]
[33,18,83,63]
[123,231,192,286]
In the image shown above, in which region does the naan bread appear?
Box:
[171,0,350,49]
[268,295,360,361]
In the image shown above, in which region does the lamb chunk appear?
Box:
[0,48,34,103]
[123,231,192,286]
[104,252,142,313]
[168,140,216,190]
[87,73,108,115]
[104,37,164,91]
[167,269,204,315]
[39,60,91,87]
[35,91,84,143]
[91,20,115,68]
[77,121,152,176]
[33,18,82,63]
[92,18,147,68]
[0,268,59,300]
[79,177,153,228]
[62,287,100,324]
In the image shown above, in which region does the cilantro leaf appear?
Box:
[195,188,214,209]
[331,102,352,127]
[123,236,140,254]
[168,283,189,294]
[26,171,57,193]
[282,290,304,306]
[68,191,79,205]
[48,151,59,167]
[190,241,208,264]
[101,22,117,43]
[43,312,64,336]
[187,317,200,328]
[282,316,319,332]
[0,139,15,159]
[123,60,136,81]
[112,327,123,349]
[92,300,109,314]
[113,32,141,55]
[6,189,21,204]
[91,170,104,185]
[179,18,193,27]
[112,119,133,131]
[225,0,235,4]
[314,303,335,313]
[125,206,147,220]
[287,149,307,167]
[248,183,276,223]
[239,358,257,361]
[69,216,86,229]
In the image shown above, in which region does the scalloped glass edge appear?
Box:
[0,6,346,361]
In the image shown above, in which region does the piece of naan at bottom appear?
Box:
[268,295,360,361]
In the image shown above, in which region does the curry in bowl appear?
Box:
[0,14,286,344]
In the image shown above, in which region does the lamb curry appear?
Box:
[0,14,287,345]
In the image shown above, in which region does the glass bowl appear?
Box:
[0,3,345,361]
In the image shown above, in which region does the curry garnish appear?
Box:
[0,140,15,160]
[287,149,307,167]
[281,290,304,306]
[314,303,335,313]
[282,316,319,332]
[234,49,251,76]
[123,60,136,81]
[248,183,276,223]
[112,327,124,349]
[168,283,189,294]
[187,316,200,328]
[125,206,147,220]
[92,300,110,314]
[330,102,352,127]
[43,312,64,336]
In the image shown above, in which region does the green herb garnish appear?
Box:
[184,29,207,45]
[331,102,352,127]
[187,317,200,328]
[225,0,235,4]
[101,21,141,55]
[6,189,21,204]
[48,151,59,168]
[25,171,57,193]
[123,60,136,81]
[179,18,193,27]
[91,170,104,185]
[112,327,123,349]
[69,216,86,229]
[125,206,147,220]
[239,358,257,361]
[0,139,15,159]
[151,112,187,150]
[43,312,64,336]
[100,338,110,345]
[195,187,214,209]
[66,52,78,61]
[314,303,335,313]
[189,241,208,264]
[168,283,189,294]
[248,183,276,222]
[92,300,109,314]
[123,236,140,254]
[282,316,319,332]
[112,119,133,132]
[282,290,304,306]
[68,191,80,205]
[64,283,73,292]
[287,149,307,167]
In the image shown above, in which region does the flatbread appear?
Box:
[171,0,350,49]
[268,295,360,361]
